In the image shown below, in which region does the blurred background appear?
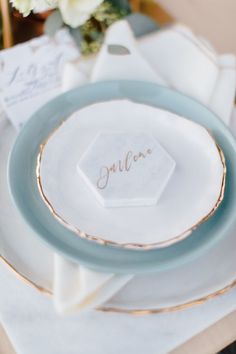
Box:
[1,0,236,54]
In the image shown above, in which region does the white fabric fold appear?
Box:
[55,20,236,314]
[139,23,219,104]
[62,57,95,92]
[209,54,236,125]
[91,20,166,85]
[55,20,162,314]
[54,255,132,314]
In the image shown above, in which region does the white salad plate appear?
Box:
[1,117,236,314]
[38,99,225,249]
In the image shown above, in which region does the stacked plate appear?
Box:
[6,81,236,313]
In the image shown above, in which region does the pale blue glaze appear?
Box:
[8,81,236,273]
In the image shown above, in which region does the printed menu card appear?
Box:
[0,28,79,129]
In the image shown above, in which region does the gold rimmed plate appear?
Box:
[1,117,236,314]
[8,81,236,273]
[37,99,226,250]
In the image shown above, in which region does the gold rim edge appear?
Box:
[0,255,52,295]
[1,253,236,315]
[36,123,227,250]
[3,124,228,314]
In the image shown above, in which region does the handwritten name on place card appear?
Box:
[97,148,153,190]
[0,29,79,129]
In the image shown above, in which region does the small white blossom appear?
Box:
[58,0,103,28]
[10,0,104,27]
[10,0,34,16]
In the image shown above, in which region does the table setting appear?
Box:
[0,1,236,353]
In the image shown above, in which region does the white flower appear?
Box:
[34,0,58,13]
[58,0,104,28]
[10,0,104,27]
[10,0,34,16]
[10,0,58,16]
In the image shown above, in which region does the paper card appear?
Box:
[0,28,79,129]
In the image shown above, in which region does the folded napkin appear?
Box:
[209,54,236,124]
[54,255,133,313]
[139,24,219,105]
[91,20,165,85]
[55,20,236,314]
[63,22,236,125]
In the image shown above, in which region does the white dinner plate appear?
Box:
[38,100,225,249]
[1,118,235,314]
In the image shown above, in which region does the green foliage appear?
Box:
[44,0,131,56]
[44,10,64,37]
[79,1,130,55]
[106,0,131,14]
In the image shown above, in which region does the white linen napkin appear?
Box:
[209,54,236,124]
[138,23,219,104]
[55,20,236,314]
[63,22,236,125]
[54,255,132,313]
[90,20,165,85]
[139,25,236,124]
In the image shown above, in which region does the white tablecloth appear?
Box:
[1,107,235,354]
[0,263,236,354]
[1,18,236,353]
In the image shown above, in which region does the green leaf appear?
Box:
[107,44,130,55]
[108,0,131,13]
[69,28,83,47]
[44,10,63,36]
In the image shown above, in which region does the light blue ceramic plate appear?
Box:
[8,81,236,274]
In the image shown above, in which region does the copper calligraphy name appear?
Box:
[97,148,153,190]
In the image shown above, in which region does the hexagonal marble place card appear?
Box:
[77,133,176,208]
